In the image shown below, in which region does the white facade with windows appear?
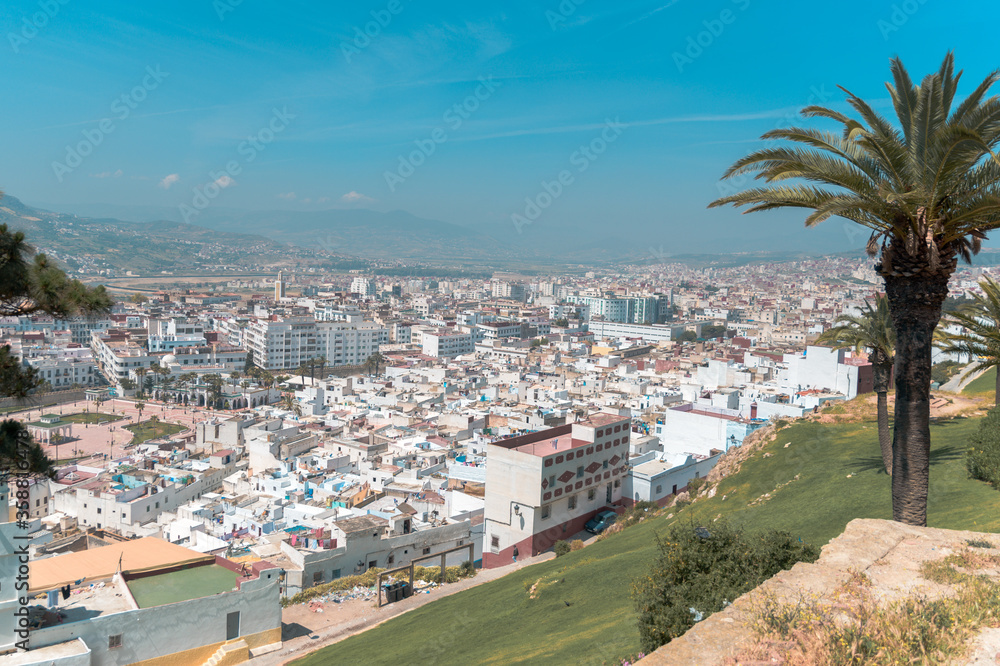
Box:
[245,316,388,370]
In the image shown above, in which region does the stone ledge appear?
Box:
[640,518,998,665]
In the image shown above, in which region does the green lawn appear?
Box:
[62,412,120,424]
[964,367,997,397]
[293,414,1000,666]
[124,419,186,444]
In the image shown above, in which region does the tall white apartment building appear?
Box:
[245,316,388,370]
[350,277,376,297]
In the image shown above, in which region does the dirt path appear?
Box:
[250,552,557,665]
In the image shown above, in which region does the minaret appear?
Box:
[275,272,286,301]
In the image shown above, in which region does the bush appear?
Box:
[686,477,706,495]
[570,539,585,551]
[553,540,571,557]
[968,407,1000,490]
[631,520,818,653]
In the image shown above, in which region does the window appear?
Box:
[656,485,662,494]
[603,460,609,469]
[568,495,577,510]
[97,508,102,514]
[313,571,324,584]
[491,535,500,552]
[548,475,555,488]
[541,505,551,519]
[576,466,583,478]
[588,489,596,501]
[614,480,621,488]
[108,634,123,649]
[422,547,431,555]
[387,555,395,565]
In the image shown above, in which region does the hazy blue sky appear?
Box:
[2,0,997,253]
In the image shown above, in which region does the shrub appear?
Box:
[570,539,585,551]
[553,540,571,557]
[686,477,706,495]
[631,520,818,653]
[968,406,1000,489]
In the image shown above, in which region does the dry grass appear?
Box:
[728,550,1000,665]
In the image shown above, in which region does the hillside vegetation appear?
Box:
[293,397,1000,665]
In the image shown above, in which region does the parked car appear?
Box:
[585,510,617,534]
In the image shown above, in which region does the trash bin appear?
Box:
[399,582,411,599]
[382,584,394,603]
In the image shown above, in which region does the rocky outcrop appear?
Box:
[640,518,1000,665]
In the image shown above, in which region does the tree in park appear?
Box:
[710,54,1000,526]
[0,193,112,479]
[816,295,896,474]
[936,276,1000,406]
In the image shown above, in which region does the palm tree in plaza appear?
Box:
[936,276,1000,406]
[710,53,1000,526]
[817,296,896,475]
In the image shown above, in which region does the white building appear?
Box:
[484,413,630,568]
[421,330,474,358]
[245,316,388,370]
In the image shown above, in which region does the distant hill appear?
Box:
[38,202,525,262]
[0,195,363,275]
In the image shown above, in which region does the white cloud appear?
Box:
[317,197,330,203]
[214,174,235,188]
[91,169,123,179]
[277,192,297,200]
[340,191,376,205]
[158,173,180,189]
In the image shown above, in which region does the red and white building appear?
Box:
[483,413,630,568]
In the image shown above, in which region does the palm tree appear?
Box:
[710,54,1000,526]
[204,374,224,409]
[936,276,1000,406]
[816,296,896,474]
[280,392,302,416]
[135,367,148,397]
[365,352,386,377]
[311,355,327,386]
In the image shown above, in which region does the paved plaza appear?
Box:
[9,398,235,463]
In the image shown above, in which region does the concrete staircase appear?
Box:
[203,639,250,666]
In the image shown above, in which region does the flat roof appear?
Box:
[514,434,587,456]
[127,564,237,608]
[30,537,213,593]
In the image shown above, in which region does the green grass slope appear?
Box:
[964,367,997,397]
[293,414,1000,666]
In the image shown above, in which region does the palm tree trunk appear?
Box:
[876,391,892,475]
[994,364,1000,408]
[883,264,952,527]
[871,358,892,475]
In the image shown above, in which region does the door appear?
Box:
[226,611,240,640]
[606,484,612,504]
